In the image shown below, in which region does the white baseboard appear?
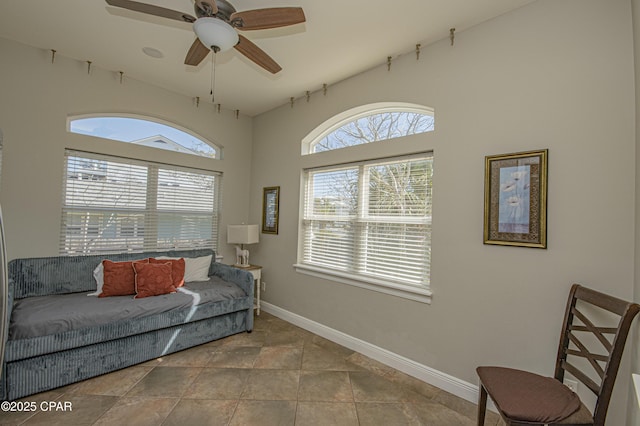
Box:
[260,301,484,406]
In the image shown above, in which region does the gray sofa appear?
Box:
[1,248,254,401]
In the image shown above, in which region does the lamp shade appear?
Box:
[227,224,259,245]
[193,17,239,52]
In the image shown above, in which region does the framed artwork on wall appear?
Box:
[484,149,548,248]
[262,186,280,234]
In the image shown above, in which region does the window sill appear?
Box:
[293,263,432,304]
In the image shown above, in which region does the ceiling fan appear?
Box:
[105,0,306,74]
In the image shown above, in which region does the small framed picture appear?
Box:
[484,149,548,248]
[262,186,280,234]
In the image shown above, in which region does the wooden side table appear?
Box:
[233,264,262,315]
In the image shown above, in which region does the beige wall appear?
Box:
[1,0,639,423]
[251,0,636,423]
[0,37,253,262]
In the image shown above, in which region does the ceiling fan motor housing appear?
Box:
[195,0,236,22]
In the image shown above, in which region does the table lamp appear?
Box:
[227,224,259,267]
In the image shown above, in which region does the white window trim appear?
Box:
[301,102,434,155]
[297,152,433,304]
[293,263,432,304]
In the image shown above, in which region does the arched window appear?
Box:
[68,114,220,159]
[296,103,434,303]
[302,103,434,155]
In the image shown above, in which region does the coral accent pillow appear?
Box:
[150,257,185,288]
[99,259,149,297]
[133,262,176,299]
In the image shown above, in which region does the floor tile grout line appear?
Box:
[156,397,181,426]
[225,399,241,426]
[347,371,362,425]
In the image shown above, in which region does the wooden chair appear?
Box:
[476,284,640,426]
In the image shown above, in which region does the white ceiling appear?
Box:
[0,0,536,116]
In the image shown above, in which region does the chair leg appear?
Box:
[477,384,488,426]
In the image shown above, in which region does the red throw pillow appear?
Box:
[150,257,185,288]
[99,259,149,297]
[133,262,176,299]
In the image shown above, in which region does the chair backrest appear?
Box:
[554,284,640,425]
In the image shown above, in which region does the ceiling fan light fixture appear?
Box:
[193,17,239,52]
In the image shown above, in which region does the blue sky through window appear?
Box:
[69,116,217,158]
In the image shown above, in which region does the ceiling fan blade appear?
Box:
[231,7,305,31]
[195,1,218,16]
[105,0,196,23]
[234,35,282,74]
[184,38,210,66]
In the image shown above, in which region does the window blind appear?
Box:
[301,153,432,287]
[60,150,221,255]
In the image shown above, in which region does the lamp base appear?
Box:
[234,246,251,268]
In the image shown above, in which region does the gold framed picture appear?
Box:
[484,149,548,248]
[262,186,280,234]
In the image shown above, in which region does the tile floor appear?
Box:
[0,312,500,425]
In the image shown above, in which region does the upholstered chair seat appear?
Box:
[476,284,640,426]
[476,366,593,425]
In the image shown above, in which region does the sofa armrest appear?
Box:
[4,278,14,338]
[209,263,254,300]
[1,278,14,399]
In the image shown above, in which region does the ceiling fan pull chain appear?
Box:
[210,51,218,102]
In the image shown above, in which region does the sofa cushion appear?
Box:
[6,277,251,361]
[134,262,176,299]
